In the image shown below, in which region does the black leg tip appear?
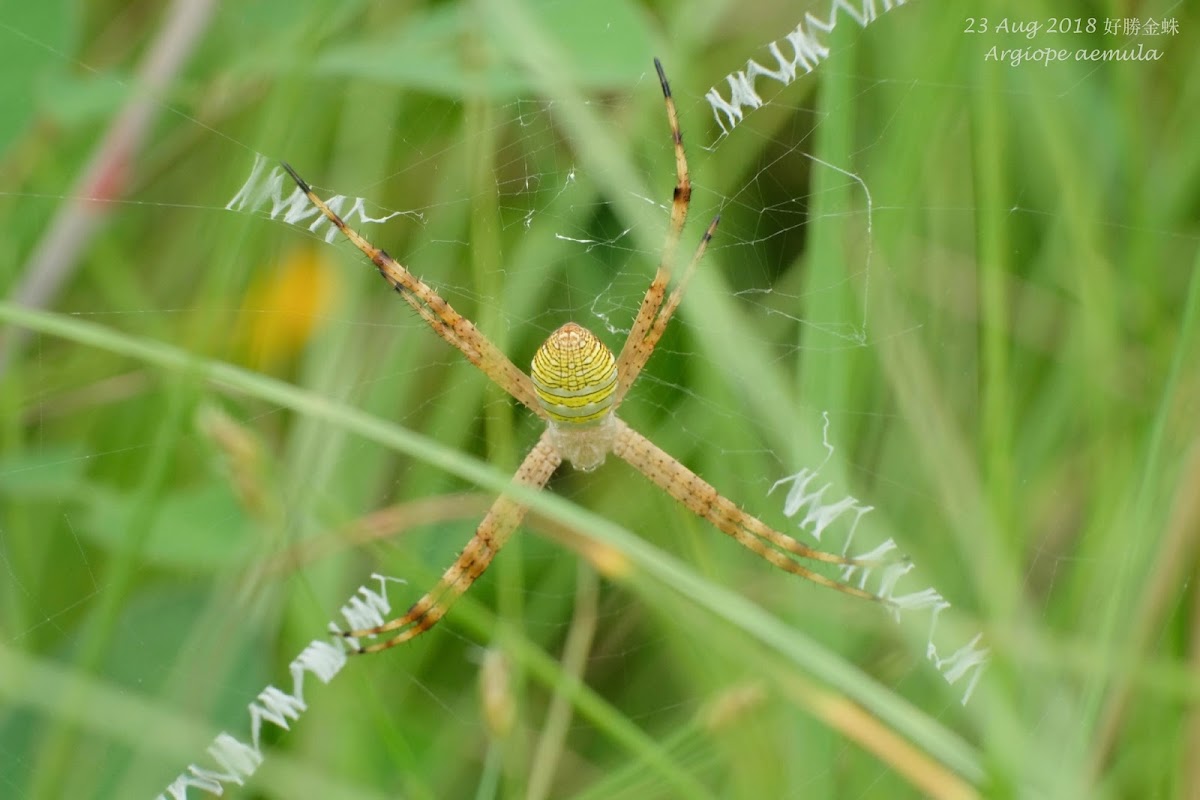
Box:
[280,161,311,193]
[653,58,670,97]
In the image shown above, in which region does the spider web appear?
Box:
[1,1,1198,798]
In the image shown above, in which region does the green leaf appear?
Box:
[0,0,72,152]
[0,444,89,497]
[80,483,254,570]
[314,0,651,97]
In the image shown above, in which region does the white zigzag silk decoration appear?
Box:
[155,575,403,799]
[705,0,910,134]
[769,466,988,705]
[225,155,413,243]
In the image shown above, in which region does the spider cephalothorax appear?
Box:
[281,58,889,654]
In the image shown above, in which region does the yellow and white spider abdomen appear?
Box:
[530,322,618,425]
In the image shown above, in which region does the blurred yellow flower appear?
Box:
[238,249,340,368]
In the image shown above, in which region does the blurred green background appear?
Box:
[1,0,1198,798]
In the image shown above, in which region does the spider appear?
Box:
[282,59,887,654]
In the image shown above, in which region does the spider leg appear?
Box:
[633,214,718,371]
[345,431,562,653]
[614,58,697,406]
[611,419,892,605]
[280,162,547,419]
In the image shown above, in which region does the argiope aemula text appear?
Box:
[282,58,890,654]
